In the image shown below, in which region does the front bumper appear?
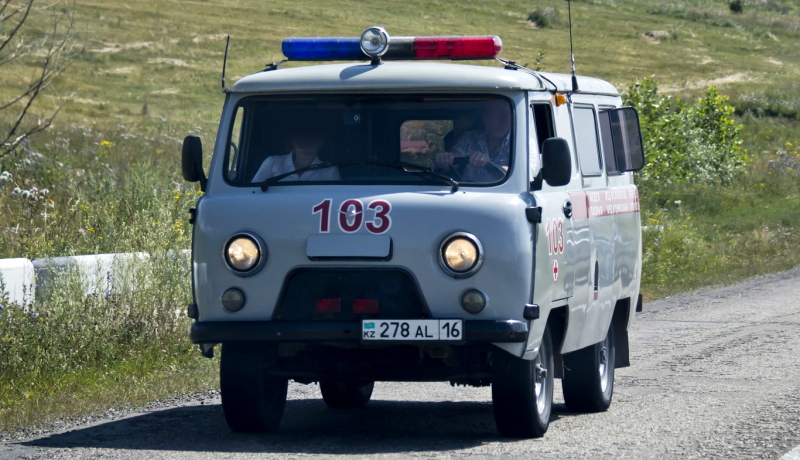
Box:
[190,319,529,344]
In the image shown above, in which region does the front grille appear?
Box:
[273,268,429,321]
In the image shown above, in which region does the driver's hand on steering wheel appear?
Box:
[469,152,490,168]
[435,151,456,170]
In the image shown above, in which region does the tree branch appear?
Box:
[0,0,73,159]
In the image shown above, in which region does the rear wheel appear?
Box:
[220,343,288,433]
[562,325,615,412]
[319,380,374,409]
[492,326,554,438]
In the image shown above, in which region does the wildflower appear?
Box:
[100,140,113,147]
[21,190,30,199]
[674,200,681,206]
[31,312,39,319]
[12,187,21,196]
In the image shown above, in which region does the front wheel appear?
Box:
[562,325,615,412]
[491,326,554,438]
[319,380,374,409]
[220,343,288,433]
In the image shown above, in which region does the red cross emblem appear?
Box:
[553,259,559,281]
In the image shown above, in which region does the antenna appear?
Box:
[567,0,579,92]
[221,35,231,93]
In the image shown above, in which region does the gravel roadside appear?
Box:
[2,268,799,459]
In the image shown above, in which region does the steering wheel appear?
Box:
[452,156,506,181]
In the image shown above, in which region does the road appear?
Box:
[2,268,799,459]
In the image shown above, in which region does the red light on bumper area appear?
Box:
[315,298,342,314]
[413,36,502,59]
[352,298,380,314]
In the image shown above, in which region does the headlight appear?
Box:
[439,232,484,278]
[224,233,265,275]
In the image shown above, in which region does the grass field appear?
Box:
[1,0,799,433]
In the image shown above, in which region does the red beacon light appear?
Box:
[282,27,502,61]
[398,35,502,60]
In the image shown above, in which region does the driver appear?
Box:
[434,99,511,182]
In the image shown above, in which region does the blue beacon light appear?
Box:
[281,37,364,61]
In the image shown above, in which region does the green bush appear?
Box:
[623,77,746,192]
[730,0,743,14]
[0,121,209,429]
[528,7,560,28]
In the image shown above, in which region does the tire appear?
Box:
[562,324,615,413]
[319,380,374,409]
[220,343,288,433]
[492,326,554,438]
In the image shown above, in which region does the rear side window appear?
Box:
[573,107,602,176]
[598,109,619,175]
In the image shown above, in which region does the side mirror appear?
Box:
[541,137,572,187]
[182,135,207,191]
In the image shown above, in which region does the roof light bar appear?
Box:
[281,28,502,61]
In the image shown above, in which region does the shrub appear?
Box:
[730,0,743,14]
[623,77,746,192]
[528,7,560,28]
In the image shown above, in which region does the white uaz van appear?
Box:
[183,27,645,438]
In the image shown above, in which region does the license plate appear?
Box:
[361,319,463,341]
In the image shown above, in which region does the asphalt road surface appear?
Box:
[2,268,799,459]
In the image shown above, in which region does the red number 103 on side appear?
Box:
[312,199,392,234]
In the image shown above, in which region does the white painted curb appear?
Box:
[0,258,35,305]
[0,250,190,305]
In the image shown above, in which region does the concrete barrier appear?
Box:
[0,250,191,303]
[0,258,35,305]
[32,252,151,300]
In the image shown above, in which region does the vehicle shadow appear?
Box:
[21,399,572,454]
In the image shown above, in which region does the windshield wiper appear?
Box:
[257,159,458,193]
[258,161,357,191]
[364,159,459,193]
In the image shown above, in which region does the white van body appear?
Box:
[183,32,644,438]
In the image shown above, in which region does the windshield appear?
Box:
[224,95,513,187]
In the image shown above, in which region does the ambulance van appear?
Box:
[182,27,645,438]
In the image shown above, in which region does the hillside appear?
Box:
[5,0,799,132]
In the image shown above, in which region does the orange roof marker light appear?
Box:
[552,93,568,107]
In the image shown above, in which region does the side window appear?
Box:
[573,106,603,176]
[227,106,245,181]
[600,107,646,172]
[530,103,555,188]
[598,107,619,175]
[399,119,453,170]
